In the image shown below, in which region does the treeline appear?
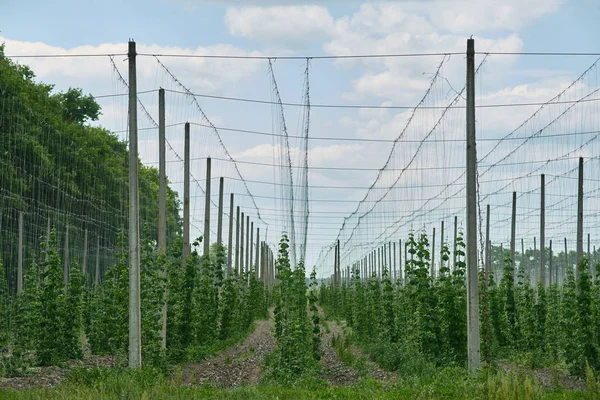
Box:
[0,45,180,290]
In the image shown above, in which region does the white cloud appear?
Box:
[225,5,334,47]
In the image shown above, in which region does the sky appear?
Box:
[2,0,600,276]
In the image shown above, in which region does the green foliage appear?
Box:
[269,235,317,380]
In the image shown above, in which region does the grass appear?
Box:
[0,362,595,399]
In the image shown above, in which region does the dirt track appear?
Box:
[181,313,276,388]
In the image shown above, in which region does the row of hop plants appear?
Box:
[320,230,600,377]
[267,234,321,381]
[0,228,269,376]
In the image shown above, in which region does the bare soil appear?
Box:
[0,355,116,391]
[180,312,276,389]
[320,319,361,386]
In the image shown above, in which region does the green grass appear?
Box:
[0,364,594,400]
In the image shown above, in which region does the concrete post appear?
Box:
[432,227,436,278]
[255,228,260,274]
[250,221,254,273]
[577,157,584,276]
[83,228,88,282]
[217,177,224,248]
[245,215,250,274]
[236,206,240,274]
[540,174,546,288]
[466,38,481,374]
[453,215,458,272]
[95,235,100,285]
[17,211,23,294]
[228,194,234,277]
[485,204,490,282]
[64,224,69,286]
[203,157,212,260]
[240,212,245,274]
[440,221,445,273]
[564,238,568,285]
[158,88,167,349]
[511,192,516,279]
[549,240,553,286]
[127,40,142,368]
[182,123,190,265]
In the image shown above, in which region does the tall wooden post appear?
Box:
[466,38,481,374]
[203,157,212,260]
[182,123,190,265]
[540,174,546,287]
[577,157,584,276]
[127,40,142,368]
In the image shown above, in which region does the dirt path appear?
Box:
[181,311,276,389]
[0,355,115,391]
[319,319,361,386]
[316,306,396,386]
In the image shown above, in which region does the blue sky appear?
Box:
[2,0,600,274]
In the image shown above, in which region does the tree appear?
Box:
[54,88,100,124]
